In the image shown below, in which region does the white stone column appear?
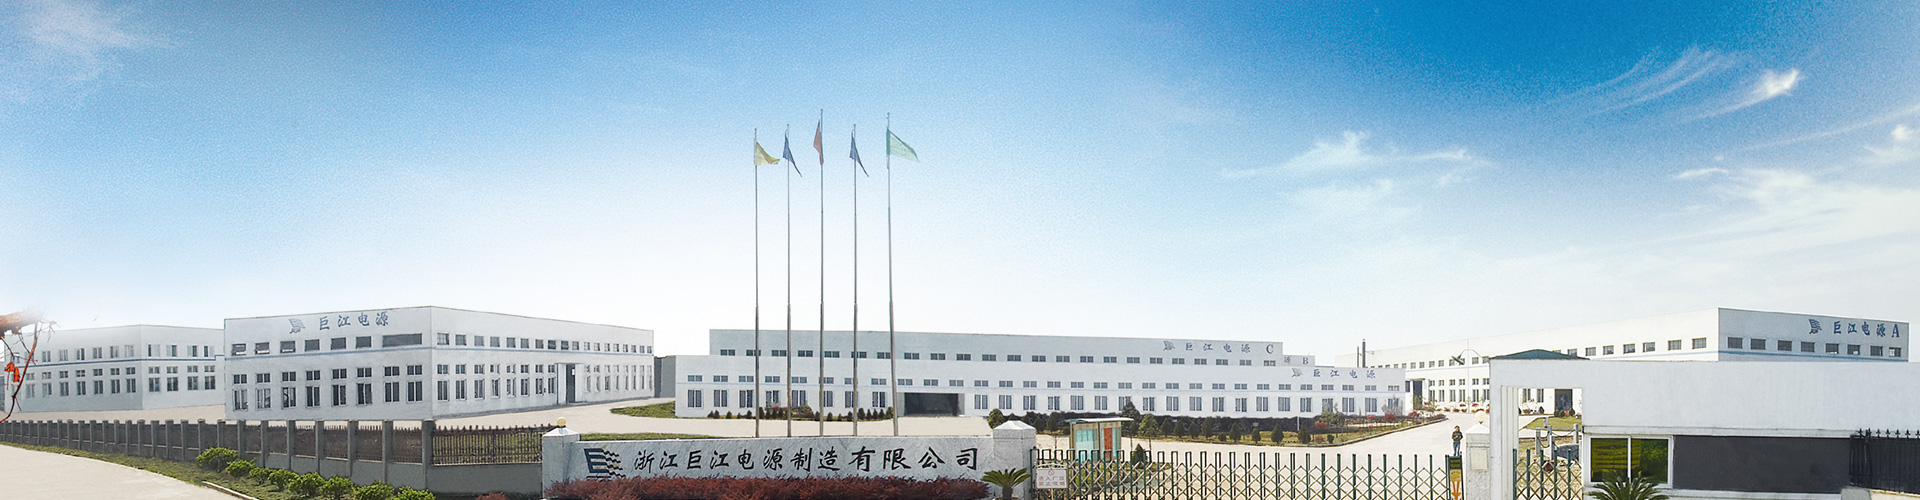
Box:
[990,421,1037,500]
[1464,422,1492,500]
[541,419,581,494]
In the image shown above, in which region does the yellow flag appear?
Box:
[754,142,781,166]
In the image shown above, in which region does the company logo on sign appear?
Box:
[290,311,390,334]
[1808,318,1901,338]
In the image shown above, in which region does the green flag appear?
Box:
[886,129,919,162]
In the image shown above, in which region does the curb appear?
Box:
[199,480,260,500]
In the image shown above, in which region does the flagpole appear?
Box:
[850,123,861,437]
[785,125,794,438]
[886,113,898,437]
[816,110,826,436]
[753,129,762,438]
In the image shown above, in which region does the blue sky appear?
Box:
[4,0,1918,358]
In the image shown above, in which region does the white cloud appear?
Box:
[1284,178,1414,226]
[1863,124,1917,165]
[1672,168,1728,180]
[1225,131,1475,178]
[1563,47,1738,116]
[3,0,154,96]
[1698,68,1801,119]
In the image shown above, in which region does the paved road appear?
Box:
[0,443,233,500]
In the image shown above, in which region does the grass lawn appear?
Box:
[0,442,309,500]
[610,401,678,418]
[582,432,718,441]
[1523,416,1581,430]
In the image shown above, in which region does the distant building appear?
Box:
[222,307,654,420]
[672,329,1407,418]
[12,325,225,412]
[1337,308,1909,413]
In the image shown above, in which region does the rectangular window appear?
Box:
[382,334,423,347]
[1190,396,1204,412]
[356,383,372,405]
[232,343,246,355]
[1049,396,1063,411]
[1800,342,1815,353]
[1622,344,1636,354]
[1166,396,1179,412]
[687,390,704,408]
[928,353,945,360]
[1603,345,1615,355]
[1848,344,1862,355]
[1643,342,1656,352]
[1584,347,1596,356]
[1277,397,1292,412]
[1871,345,1885,357]
[331,338,347,350]
[1093,395,1108,411]
[1102,356,1118,363]
[872,391,886,408]
[1751,338,1767,350]
[355,336,372,348]
[1171,358,1186,365]
[1589,438,1669,484]
[1235,397,1249,412]
[1692,338,1708,349]
[1726,337,1742,349]
[1667,340,1682,351]
[1005,354,1021,362]
[1826,343,1840,353]
[974,394,988,410]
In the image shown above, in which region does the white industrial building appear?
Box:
[1335,308,1909,413]
[11,325,226,412]
[670,329,1408,419]
[223,307,654,420]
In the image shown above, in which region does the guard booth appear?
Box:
[1065,417,1132,459]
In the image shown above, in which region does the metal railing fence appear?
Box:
[1033,448,1452,500]
[1852,429,1919,494]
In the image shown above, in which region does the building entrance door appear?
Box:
[564,363,578,404]
[901,393,959,416]
[1554,389,1572,413]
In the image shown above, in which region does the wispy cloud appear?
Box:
[2,0,155,98]
[1284,178,1414,226]
[1673,167,1728,180]
[1863,124,1918,165]
[1731,101,1920,154]
[1561,47,1738,116]
[1696,68,1801,119]
[1224,131,1475,179]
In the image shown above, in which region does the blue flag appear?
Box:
[849,125,867,176]
[782,131,801,176]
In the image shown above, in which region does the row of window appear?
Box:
[28,364,216,382]
[684,389,1395,415]
[433,333,648,354]
[231,335,422,356]
[687,375,1399,393]
[714,350,1294,367]
[1387,338,1716,369]
[1725,337,1903,358]
[23,375,218,398]
[39,344,215,363]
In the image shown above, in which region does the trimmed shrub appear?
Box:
[321,476,356,499]
[247,465,273,484]
[289,473,324,497]
[476,494,510,500]
[196,447,240,470]
[393,486,435,500]
[547,476,988,500]
[270,469,298,490]
[353,482,397,500]
[224,460,255,478]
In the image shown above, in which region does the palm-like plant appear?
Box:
[1587,473,1669,500]
[982,468,1034,500]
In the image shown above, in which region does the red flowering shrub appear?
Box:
[547,476,988,500]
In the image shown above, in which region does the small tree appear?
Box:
[1226,420,1243,442]
[987,408,1006,428]
[1138,414,1161,438]
[1119,401,1141,436]
[1271,421,1285,444]
[981,468,1032,500]
[1198,418,1214,440]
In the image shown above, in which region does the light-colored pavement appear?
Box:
[0,443,233,500]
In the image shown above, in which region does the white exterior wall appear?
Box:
[223,307,654,420]
[1337,308,1908,411]
[11,325,225,412]
[673,329,1406,418]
